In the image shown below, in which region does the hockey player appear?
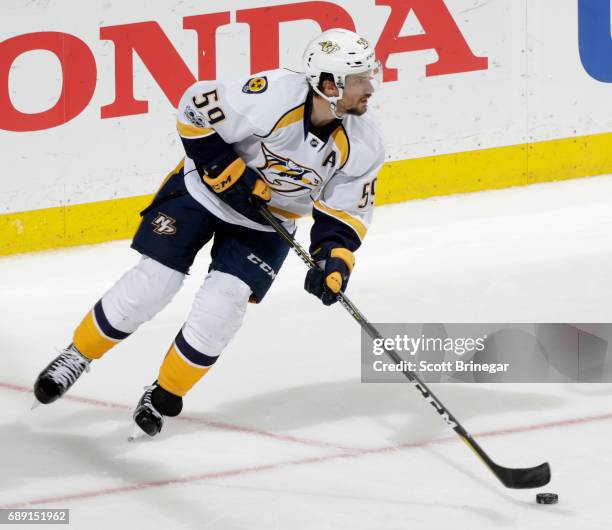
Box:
[33,28,385,437]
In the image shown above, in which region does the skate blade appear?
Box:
[31,399,41,410]
[127,424,147,442]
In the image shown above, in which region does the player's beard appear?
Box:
[340,95,370,116]
[343,106,367,116]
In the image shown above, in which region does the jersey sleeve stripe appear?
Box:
[177,120,216,139]
[259,103,305,138]
[313,200,367,240]
[331,125,350,169]
[268,205,303,219]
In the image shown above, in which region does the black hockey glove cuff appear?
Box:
[304,244,355,305]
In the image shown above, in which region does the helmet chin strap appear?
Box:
[312,85,345,120]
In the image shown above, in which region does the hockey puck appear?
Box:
[536,493,558,505]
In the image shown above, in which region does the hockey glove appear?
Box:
[202,156,271,222]
[304,245,355,305]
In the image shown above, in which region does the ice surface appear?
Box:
[2,176,612,529]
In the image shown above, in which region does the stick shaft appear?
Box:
[258,206,504,479]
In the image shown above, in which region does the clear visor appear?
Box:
[344,60,382,93]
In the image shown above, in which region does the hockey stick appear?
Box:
[257,205,551,489]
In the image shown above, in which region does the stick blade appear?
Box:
[494,461,551,489]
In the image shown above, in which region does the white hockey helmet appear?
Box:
[303,28,381,116]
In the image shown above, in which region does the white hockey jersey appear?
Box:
[176,69,385,250]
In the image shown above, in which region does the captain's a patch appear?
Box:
[242,76,268,94]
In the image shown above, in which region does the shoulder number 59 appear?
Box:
[358,177,377,209]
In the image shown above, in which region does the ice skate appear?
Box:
[33,344,91,405]
[131,382,182,439]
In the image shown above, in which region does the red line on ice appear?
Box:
[2,380,611,509]
[0,381,355,452]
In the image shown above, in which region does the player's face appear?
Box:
[337,62,382,116]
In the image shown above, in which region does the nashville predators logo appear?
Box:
[242,76,268,94]
[257,144,322,195]
[319,40,340,54]
[151,213,177,235]
[356,37,370,49]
